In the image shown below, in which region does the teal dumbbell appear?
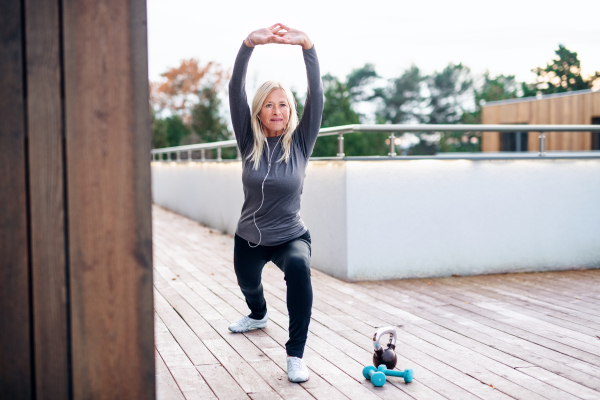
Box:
[362,365,386,387]
[377,365,414,383]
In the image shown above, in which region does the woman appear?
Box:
[227,23,323,383]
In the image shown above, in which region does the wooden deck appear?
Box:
[152,205,600,400]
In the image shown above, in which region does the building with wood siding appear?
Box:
[481,89,600,152]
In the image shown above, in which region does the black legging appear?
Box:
[233,230,312,358]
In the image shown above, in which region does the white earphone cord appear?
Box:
[248,123,285,248]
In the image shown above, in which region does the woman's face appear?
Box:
[258,89,290,137]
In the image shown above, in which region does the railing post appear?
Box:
[217,147,222,162]
[337,133,345,157]
[201,149,206,162]
[187,150,192,162]
[538,131,546,157]
[388,133,396,157]
[236,147,242,161]
[176,151,181,162]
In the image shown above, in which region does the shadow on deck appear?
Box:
[152,205,600,400]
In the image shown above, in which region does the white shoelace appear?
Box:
[288,357,305,370]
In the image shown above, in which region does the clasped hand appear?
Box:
[247,23,313,50]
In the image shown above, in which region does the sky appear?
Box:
[147,0,600,102]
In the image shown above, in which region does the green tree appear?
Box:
[522,45,600,97]
[347,63,378,101]
[151,114,190,159]
[150,58,228,120]
[373,65,435,155]
[312,74,359,156]
[424,63,475,153]
[344,64,389,156]
[311,73,389,157]
[374,65,423,124]
[164,115,190,147]
[189,87,234,158]
[426,63,472,124]
[320,74,360,128]
[358,66,425,156]
[151,108,168,149]
[464,72,518,124]
[457,72,518,152]
[190,87,230,142]
[149,58,231,157]
[292,90,304,119]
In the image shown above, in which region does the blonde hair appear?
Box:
[248,81,299,170]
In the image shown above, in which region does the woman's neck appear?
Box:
[264,127,284,138]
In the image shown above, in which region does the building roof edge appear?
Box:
[481,89,598,108]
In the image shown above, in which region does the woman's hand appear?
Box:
[246,24,313,50]
[272,24,313,50]
[246,25,282,47]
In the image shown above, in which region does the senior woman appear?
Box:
[227,23,323,383]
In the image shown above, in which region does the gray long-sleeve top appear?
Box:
[229,43,324,246]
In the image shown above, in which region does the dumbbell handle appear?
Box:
[384,369,408,377]
[378,366,413,383]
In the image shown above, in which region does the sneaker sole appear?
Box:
[288,376,310,383]
[228,322,267,333]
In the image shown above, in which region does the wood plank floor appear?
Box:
[152,205,600,400]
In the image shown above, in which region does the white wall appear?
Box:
[152,158,600,280]
[345,159,600,280]
[301,161,347,279]
[151,161,243,235]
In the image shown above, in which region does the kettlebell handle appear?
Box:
[373,327,397,351]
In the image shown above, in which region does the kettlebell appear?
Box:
[372,327,397,369]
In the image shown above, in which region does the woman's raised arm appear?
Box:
[231,24,320,156]
[228,42,254,156]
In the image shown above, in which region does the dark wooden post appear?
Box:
[63,0,155,397]
[0,0,154,398]
[25,0,69,398]
[0,2,33,399]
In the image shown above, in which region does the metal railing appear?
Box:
[151,139,239,162]
[151,124,600,161]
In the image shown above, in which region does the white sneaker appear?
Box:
[287,356,310,383]
[228,313,268,333]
